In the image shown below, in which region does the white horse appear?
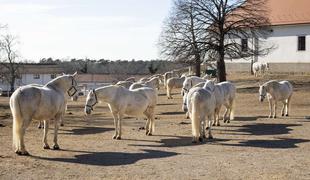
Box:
[181,76,206,96]
[36,84,79,128]
[203,80,236,126]
[125,77,136,82]
[259,80,293,118]
[129,77,160,90]
[84,85,157,139]
[145,77,160,90]
[166,76,185,99]
[164,71,177,88]
[116,81,134,89]
[253,62,269,77]
[129,82,148,90]
[183,83,216,143]
[10,73,78,155]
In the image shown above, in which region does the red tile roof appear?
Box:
[267,0,310,25]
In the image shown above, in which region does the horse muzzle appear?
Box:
[85,107,92,115]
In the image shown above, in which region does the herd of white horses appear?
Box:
[9,62,294,155]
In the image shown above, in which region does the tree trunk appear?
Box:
[10,76,15,94]
[217,52,226,82]
[195,55,201,77]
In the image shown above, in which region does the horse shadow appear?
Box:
[225,123,301,136]
[129,135,230,148]
[233,116,268,122]
[36,149,178,166]
[219,138,310,149]
[157,103,177,106]
[59,126,114,135]
[160,111,185,115]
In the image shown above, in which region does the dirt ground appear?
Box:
[1,73,310,180]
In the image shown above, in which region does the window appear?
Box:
[241,38,248,52]
[298,36,306,51]
[33,74,40,79]
[51,74,56,79]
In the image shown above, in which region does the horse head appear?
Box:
[259,84,267,102]
[85,89,98,115]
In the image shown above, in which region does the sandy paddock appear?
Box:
[0,73,310,179]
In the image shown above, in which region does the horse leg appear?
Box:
[281,101,286,116]
[273,101,277,118]
[167,86,171,99]
[268,100,273,118]
[223,106,230,123]
[116,114,122,140]
[286,95,292,116]
[52,115,61,150]
[59,117,64,127]
[112,112,118,139]
[38,120,43,129]
[207,115,213,140]
[200,114,206,141]
[13,118,32,156]
[43,120,50,149]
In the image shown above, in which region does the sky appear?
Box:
[0,0,173,61]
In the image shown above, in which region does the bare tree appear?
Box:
[193,0,272,81]
[158,0,208,77]
[0,33,21,93]
[160,0,272,81]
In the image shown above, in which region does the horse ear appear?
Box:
[62,72,65,75]
[72,72,78,77]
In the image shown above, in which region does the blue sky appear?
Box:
[0,0,173,61]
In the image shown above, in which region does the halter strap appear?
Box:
[86,90,98,110]
[67,78,77,97]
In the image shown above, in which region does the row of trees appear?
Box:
[159,0,273,81]
[39,58,187,75]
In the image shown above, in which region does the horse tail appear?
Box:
[229,97,235,120]
[191,93,200,139]
[10,89,23,150]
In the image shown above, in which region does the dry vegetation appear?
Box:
[0,73,310,179]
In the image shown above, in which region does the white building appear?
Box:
[0,63,63,92]
[226,0,310,72]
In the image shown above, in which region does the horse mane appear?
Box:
[263,80,280,90]
[45,75,66,88]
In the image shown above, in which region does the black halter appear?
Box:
[67,78,78,97]
[86,90,98,111]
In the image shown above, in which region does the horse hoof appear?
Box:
[38,126,42,129]
[208,136,213,139]
[216,124,220,126]
[286,114,289,117]
[206,127,209,130]
[53,145,60,150]
[60,123,64,127]
[15,150,29,156]
[116,136,121,140]
[227,121,230,123]
[43,145,50,149]
[147,133,152,136]
[112,135,117,139]
[281,114,284,116]
[199,137,204,142]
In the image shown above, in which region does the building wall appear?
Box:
[0,73,56,91]
[258,24,310,63]
[227,24,310,64]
